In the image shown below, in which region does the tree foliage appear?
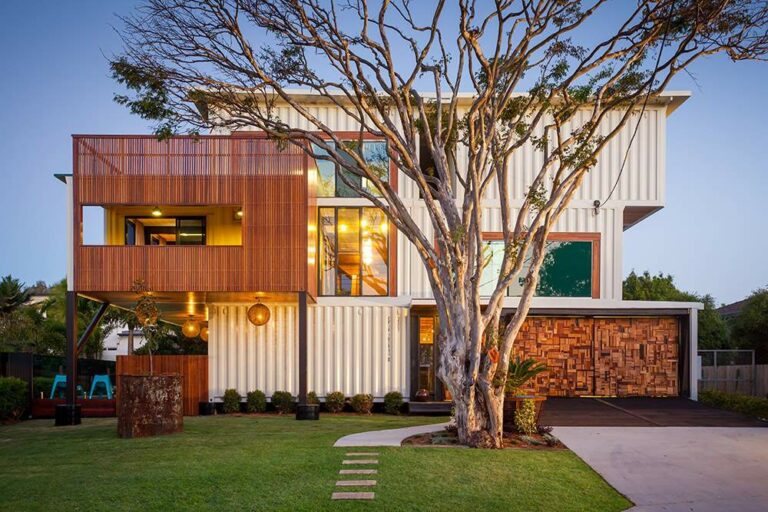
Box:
[730,287,768,363]
[111,0,768,447]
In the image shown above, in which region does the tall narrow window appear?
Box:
[318,207,389,296]
[319,208,337,295]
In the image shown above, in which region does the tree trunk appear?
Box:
[127,328,134,355]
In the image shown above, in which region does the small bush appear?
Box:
[33,377,54,398]
[515,399,537,435]
[537,424,553,435]
[222,388,242,414]
[0,377,28,422]
[325,391,345,413]
[246,390,267,413]
[271,391,294,414]
[384,391,403,415]
[350,393,374,414]
[700,389,768,419]
[307,391,319,405]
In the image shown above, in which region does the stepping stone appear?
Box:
[336,480,377,487]
[332,492,375,500]
[346,452,379,456]
[340,469,378,475]
[342,459,378,465]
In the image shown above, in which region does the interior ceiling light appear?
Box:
[151,206,163,217]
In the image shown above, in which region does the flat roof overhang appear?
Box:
[79,291,305,326]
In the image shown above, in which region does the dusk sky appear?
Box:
[1,1,766,305]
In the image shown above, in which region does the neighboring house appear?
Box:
[58,90,701,407]
[100,328,146,362]
[716,299,748,320]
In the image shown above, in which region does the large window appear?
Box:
[313,141,389,197]
[319,207,389,296]
[125,216,206,246]
[479,236,597,298]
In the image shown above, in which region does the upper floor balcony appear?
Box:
[69,135,317,298]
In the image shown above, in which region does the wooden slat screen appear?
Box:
[72,135,313,294]
[116,355,208,416]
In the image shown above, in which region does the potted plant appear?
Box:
[503,357,548,431]
[117,280,183,438]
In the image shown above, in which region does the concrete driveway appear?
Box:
[554,427,768,512]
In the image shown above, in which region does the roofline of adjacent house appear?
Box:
[54,173,72,183]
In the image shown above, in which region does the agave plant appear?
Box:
[505,357,547,395]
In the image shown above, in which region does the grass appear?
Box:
[0,415,630,512]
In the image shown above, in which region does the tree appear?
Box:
[730,287,768,363]
[623,270,729,349]
[112,1,768,447]
[103,307,143,355]
[0,275,31,314]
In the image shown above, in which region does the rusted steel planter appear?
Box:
[118,374,183,438]
[503,394,547,433]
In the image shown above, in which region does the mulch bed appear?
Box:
[402,429,565,450]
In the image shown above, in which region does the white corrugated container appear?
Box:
[208,303,409,400]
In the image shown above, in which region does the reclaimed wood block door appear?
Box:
[593,317,679,397]
[513,317,594,396]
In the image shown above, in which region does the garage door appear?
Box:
[513,316,679,397]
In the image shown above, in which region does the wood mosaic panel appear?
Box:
[512,316,680,397]
[593,317,679,396]
[513,317,594,397]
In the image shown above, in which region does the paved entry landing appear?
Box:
[540,397,767,427]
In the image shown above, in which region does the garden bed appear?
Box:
[402,428,564,449]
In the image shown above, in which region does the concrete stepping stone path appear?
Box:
[333,451,380,500]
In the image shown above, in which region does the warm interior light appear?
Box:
[235,209,243,219]
[360,219,368,228]
[151,206,162,217]
[199,326,209,342]
[362,238,373,266]
[380,221,388,234]
[339,223,348,233]
[182,317,201,338]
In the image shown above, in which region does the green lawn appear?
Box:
[0,415,630,512]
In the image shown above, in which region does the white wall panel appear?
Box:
[208,302,409,400]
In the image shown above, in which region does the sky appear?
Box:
[0,1,766,305]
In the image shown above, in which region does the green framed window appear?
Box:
[479,237,596,298]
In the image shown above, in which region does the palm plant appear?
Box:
[505,357,547,396]
[0,275,31,314]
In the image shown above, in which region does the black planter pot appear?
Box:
[55,404,81,426]
[199,401,216,416]
[295,404,320,420]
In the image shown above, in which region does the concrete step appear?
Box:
[340,469,378,475]
[342,459,378,464]
[336,480,376,487]
[331,492,375,500]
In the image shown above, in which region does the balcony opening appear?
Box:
[81,205,243,246]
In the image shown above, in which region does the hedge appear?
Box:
[699,389,768,420]
[0,377,28,422]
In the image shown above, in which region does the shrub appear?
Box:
[0,377,28,422]
[271,391,294,414]
[33,377,54,398]
[325,391,345,413]
[514,399,537,435]
[384,391,403,415]
[222,388,242,414]
[350,393,374,414]
[699,389,768,420]
[307,391,319,405]
[246,390,267,413]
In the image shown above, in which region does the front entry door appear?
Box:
[413,315,451,401]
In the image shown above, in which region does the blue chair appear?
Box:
[49,375,86,399]
[89,374,113,399]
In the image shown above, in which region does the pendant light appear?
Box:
[247,299,271,327]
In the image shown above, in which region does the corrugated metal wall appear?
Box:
[398,205,623,300]
[208,303,409,400]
